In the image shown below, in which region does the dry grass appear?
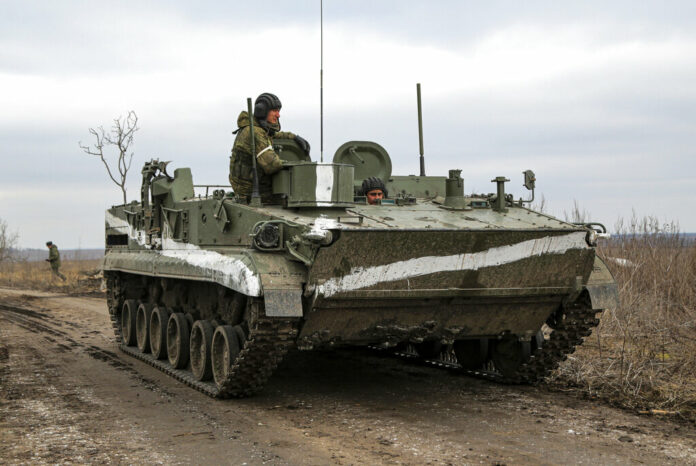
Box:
[0,259,104,295]
[554,216,696,421]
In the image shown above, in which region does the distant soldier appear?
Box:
[45,241,66,281]
[229,92,310,202]
[360,177,388,205]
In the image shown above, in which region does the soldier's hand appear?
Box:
[295,135,311,155]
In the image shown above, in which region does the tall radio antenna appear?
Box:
[320,0,324,162]
[417,83,425,176]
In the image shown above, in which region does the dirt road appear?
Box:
[1,288,694,465]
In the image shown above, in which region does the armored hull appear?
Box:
[104,145,617,397]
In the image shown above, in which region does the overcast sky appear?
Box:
[1,1,695,248]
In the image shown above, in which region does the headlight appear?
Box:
[253,223,280,249]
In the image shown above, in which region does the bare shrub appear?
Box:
[531,193,547,214]
[0,218,19,263]
[554,214,696,420]
[564,199,590,223]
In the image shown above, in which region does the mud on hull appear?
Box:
[299,295,562,348]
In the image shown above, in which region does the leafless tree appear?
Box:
[0,217,19,263]
[79,111,139,205]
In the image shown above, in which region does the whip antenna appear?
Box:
[320,0,324,162]
[417,83,426,176]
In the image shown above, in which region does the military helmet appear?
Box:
[361,177,388,197]
[254,93,282,120]
[46,241,53,246]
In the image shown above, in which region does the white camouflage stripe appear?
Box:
[316,231,587,298]
[105,213,262,296]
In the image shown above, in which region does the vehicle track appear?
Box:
[105,273,300,398]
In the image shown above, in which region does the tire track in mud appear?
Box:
[0,343,9,390]
[0,302,171,395]
[0,313,178,465]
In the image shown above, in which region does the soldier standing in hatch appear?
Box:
[45,241,66,281]
[229,92,311,202]
[360,177,388,205]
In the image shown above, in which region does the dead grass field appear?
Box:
[0,259,103,294]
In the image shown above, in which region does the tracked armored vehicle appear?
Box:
[103,133,617,397]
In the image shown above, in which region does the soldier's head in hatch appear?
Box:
[361,177,387,205]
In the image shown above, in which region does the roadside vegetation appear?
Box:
[554,215,696,422]
[0,259,103,295]
[0,217,103,295]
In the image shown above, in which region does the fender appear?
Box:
[584,256,619,310]
[252,252,307,318]
[103,248,262,297]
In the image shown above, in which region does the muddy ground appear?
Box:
[1,288,695,465]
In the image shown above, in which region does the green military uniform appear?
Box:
[48,244,66,281]
[229,111,297,202]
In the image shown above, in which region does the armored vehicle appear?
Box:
[104,107,617,398]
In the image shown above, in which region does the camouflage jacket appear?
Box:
[48,245,61,267]
[229,111,295,201]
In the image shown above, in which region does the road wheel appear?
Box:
[120,300,138,346]
[167,312,190,369]
[491,336,532,378]
[190,320,215,381]
[211,325,240,388]
[415,340,443,359]
[453,339,489,370]
[149,306,170,360]
[136,302,153,353]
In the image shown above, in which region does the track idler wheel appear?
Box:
[453,339,489,370]
[149,306,171,360]
[211,325,241,388]
[136,302,153,353]
[167,312,190,369]
[491,331,543,378]
[190,320,215,381]
[120,300,138,346]
[233,325,247,349]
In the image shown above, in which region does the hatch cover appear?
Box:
[273,138,311,163]
[333,141,392,185]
